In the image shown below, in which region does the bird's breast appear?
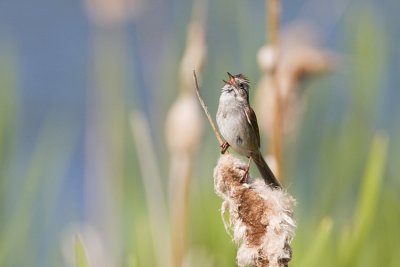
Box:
[217,98,257,156]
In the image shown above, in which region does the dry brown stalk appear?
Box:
[193,70,225,147]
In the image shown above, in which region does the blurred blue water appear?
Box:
[0,0,89,265]
[0,0,89,208]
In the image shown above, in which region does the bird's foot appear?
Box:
[239,157,252,184]
[220,142,230,154]
[239,166,250,184]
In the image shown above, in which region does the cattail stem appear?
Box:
[170,3,208,263]
[193,70,225,147]
[267,0,280,46]
[170,155,192,267]
[266,0,284,180]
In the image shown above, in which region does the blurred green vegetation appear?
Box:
[0,3,399,267]
[75,235,90,267]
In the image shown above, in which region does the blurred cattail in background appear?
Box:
[84,0,146,26]
[255,22,334,141]
[82,0,147,265]
[254,0,335,181]
[165,0,208,266]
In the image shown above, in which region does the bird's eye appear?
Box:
[239,83,245,90]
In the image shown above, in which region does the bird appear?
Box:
[216,72,281,188]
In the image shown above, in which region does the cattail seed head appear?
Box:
[214,154,296,267]
[165,93,204,156]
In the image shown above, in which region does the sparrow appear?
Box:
[216,72,281,188]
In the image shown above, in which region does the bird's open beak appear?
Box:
[226,72,236,85]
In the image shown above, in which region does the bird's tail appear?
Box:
[253,151,281,188]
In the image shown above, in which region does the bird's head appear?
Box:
[222,72,250,102]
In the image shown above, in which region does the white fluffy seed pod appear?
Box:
[179,21,207,91]
[165,93,204,155]
[214,154,296,267]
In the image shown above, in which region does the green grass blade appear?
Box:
[0,116,76,265]
[296,218,333,267]
[353,134,388,241]
[339,133,388,265]
[75,234,90,267]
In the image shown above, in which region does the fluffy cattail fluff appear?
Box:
[214,154,296,267]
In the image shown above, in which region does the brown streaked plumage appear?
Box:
[216,73,281,188]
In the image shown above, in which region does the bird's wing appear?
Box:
[245,106,261,149]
